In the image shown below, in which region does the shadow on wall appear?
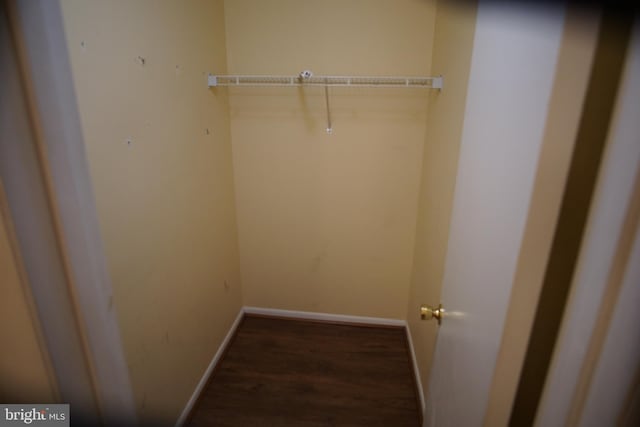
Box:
[219,86,430,129]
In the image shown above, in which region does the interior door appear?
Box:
[423,3,568,426]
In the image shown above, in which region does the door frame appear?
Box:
[2,0,136,424]
[423,3,638,426]
[533,18,640,427]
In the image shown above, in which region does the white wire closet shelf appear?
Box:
[207,74,443,90]
[207,70,444,135]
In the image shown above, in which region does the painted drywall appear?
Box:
[425,3,565,425]
[59,1,242,424]
[224,0,436,318]
[0,195,57,403]
[405,0,477,408]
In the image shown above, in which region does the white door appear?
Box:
[424,3,568,426]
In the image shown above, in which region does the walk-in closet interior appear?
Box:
[3,0,639,426]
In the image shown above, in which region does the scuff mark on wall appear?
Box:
[309,252,326,274]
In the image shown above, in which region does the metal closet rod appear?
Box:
[207,74,443,89]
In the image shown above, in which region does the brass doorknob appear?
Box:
[420,304,444,325]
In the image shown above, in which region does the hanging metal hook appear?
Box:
[324,79,332,134]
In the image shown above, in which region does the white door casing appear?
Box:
[536,20,640,427]
[3,0,137,424]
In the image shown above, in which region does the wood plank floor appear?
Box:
[188,315,421,427]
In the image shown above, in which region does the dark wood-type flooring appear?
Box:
[188,315,421,427]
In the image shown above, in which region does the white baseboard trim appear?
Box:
[243,306,406,327]
[175,307,245,427]
[176,306,426,426]
[405,323,426,413]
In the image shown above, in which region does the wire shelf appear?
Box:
[208,74,443,89]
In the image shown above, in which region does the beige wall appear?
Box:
[405,0,477,403]
[0,190,57,403]
[225,0,436,318]
[60,1,242,424]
